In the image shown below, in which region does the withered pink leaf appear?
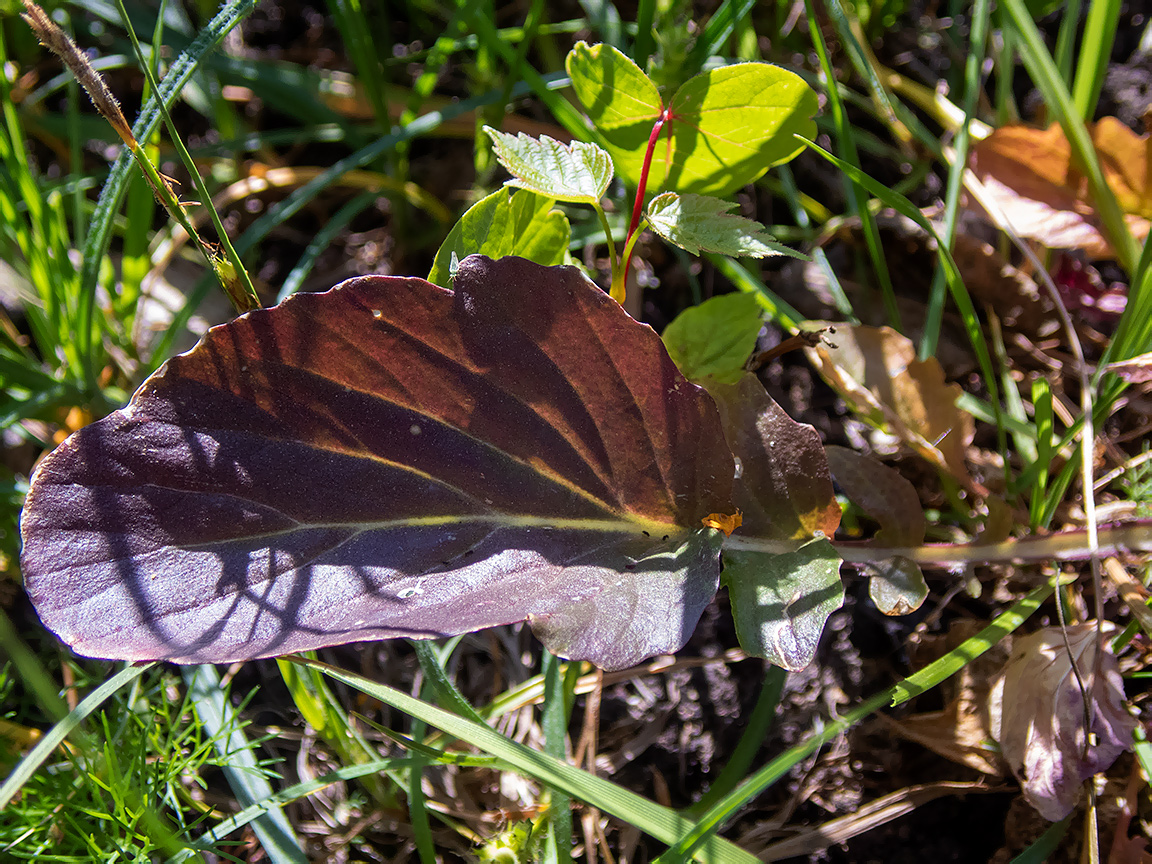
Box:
[989,624,1135,820]
[20,255,734,671]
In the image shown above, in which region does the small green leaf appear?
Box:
[565,41,664,189]
[662,292,763,384]
[483,126,614,206]
[429,189,569,287]
[646,192,798,258]
[723,538,844,671]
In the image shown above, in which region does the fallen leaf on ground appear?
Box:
[805,324,977,491]
[967,119,1151,257]
[989,624,1136,820]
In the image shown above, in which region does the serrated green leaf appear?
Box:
[646,192,798,258]
[483,126,613,206]
[662,293,763,384]
[429,189,569,287]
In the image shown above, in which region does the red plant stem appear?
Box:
[622,107,673,290]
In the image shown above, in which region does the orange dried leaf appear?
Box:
[968,120,1152,256]
[805,324,976,490]
[701,511,742,536]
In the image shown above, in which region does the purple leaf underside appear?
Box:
[21,256,734,670]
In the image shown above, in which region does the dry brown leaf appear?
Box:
[968,120,1152,257]
[805,324,976,490]
[988,624,1136,821]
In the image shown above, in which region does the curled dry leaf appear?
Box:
[989,624,1136,821]
[804,324,976,490]
[20,255,736,670]
[967,118,1152,257]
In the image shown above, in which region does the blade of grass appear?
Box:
[288,655,760,864]
[687,664,784,816]
[1028,378,1055,531]
[683,0,758,73]
[463,8,601,146]
[920,0,990,359]
[802,0,902,332]
[541,650,574,864]
[651,579,1055,863]
[165,756,412,863]
[0,662,154,809]
[183,665,307,864]
[774,163,856,320]
[633,0,656,68]
[276,190,376,302]
[112,0,259,311]
[77,0,258,378]
[798,135,1006,449]
[707,255,802,330]
[1071,0,1121,121]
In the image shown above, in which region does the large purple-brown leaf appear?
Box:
[20,255,734,670]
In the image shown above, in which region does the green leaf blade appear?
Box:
[484,127,613,206]
[662,292,763,384]
[646,191,800,258]
[724,538,845,671]
[663,63,818,197]
[429,188,570,287]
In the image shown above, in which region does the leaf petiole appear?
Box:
[618,107,673,302]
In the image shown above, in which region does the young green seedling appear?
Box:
[437,43,818,302]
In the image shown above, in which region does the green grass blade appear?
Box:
[921,0,990,359]
[464,9,600,145]
[651,580,1054,863]
[684,0,757,73]
[1071,0,1121,120]
[541,650,574,864]
[633,0,656,67]
[803,0,902,331]
[277,191,376,302]
[1010,815,1072,863]
[78,0,258,367]
[707,255,802,330]
[0,662,154,809]
[289,655,760,864]
[687,664,784,815]
[166,756,412,863]
[798,136,1003,418]
[183,665,307,864]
